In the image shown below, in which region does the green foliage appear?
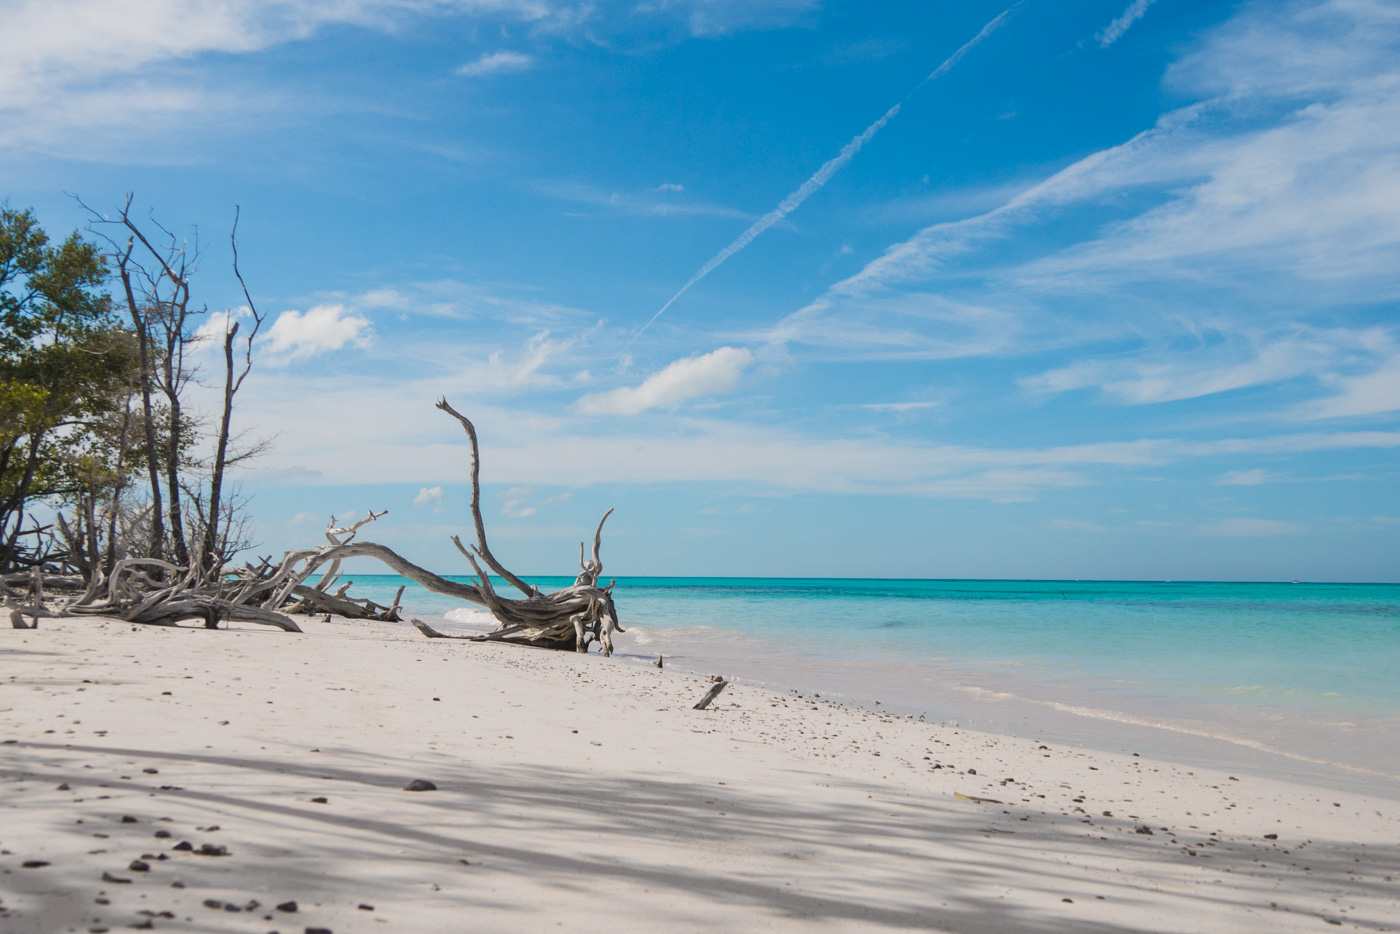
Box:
[0,206,138,567]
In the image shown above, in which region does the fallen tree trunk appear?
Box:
[230,398,623,653]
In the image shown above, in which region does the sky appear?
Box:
[4,0,1400,581]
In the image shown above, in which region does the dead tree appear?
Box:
[236,398,622,652]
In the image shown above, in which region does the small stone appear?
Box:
[170,881,185,889]
[197,843,230,857]
[402,779,437,792]
[132,920,154,930]
[358,903,374,911]
[1135,825,1154,835]
[128,860,150,872]
[172,841,193,852]
[203,899,224,910]
[1062,898,1073,903]
[57,783,71,791]
[20,860,50,869]
[121,816,139,823]
[276,900,298,913]
[1264,833,1278,840]
[305,928,333,934]
[224,903,243,912]
[101,871,132,884]
[142,768,158,774]
[311,797,328,804]
[153,830,171,839]
[966,768,976,775]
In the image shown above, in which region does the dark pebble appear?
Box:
[142,768,158,774]
[57,783,70,791]
[1135,825,1154,835]
[224,903,243,912]
[402,779,437,792]
[305,928,333,934]
[311,797,328,804]
[128,860,150,872]
[132,921,153,930]
[966,768,976,775]
[203,899,224,910]
[358,904,374,911]
[154,830,171,839]
[276,901,298,913]
[121,816,139,823]
[1062,898,1074,903]
[100,871,131,884]
[20,860,50,869]
[172,841,193,851]
[170,881,185,889]
[1264,833,1279,840]
[197,843,230,857]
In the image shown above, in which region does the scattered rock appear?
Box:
[358,903,374,911]
[128,860,150,872]
[223,903,242,912]
[305,927,333,934]
[142,768,158,774]
[276,900,299,913]
[153,830,171,839]
[197,843,230,857]
[171,842,193,851]
[202,900,224,910]
[121,815,139,823]
[20,860,50,869]
[101,871,132,884]
[57,783,71,791]
[1264,833,1278,840]
[170,881,185,889]
[403,779,437,792]
[966,768,976,775]
[1062,898,1073,903]
[1135,825,1154,835]
[311,797,328,804]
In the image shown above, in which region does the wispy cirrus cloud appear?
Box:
[1097,0,1158,48]
[456,50,534,76]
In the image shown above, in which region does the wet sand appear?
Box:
[2,615,1397,932]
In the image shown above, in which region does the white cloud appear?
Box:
[455,50,534,77]
[499,485,536,518]
[1097,0,1157,48]
[0,0,554,150]
[1200,517,1303,536]
[575,346,753,415]
[653,182,685,193]
[264,303,373,361]
[413,485,448,507]
[1297,356,1400,419]
[1216,469,1280,486]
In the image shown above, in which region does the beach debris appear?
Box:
[653,655,664,668]
[20,860,49,868]
[171,841,193,851]
[954,792,1003,804]
[101,871,132,884]
[358,903,375,911]
[311,796,328,804]
[1135,825,1154,835]
[276,900,299,913]
[128,860,150,872]
[403,779,437,792]
[693,680,730,710]
[196,843,230,856]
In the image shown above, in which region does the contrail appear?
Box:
[617,3,1023,357]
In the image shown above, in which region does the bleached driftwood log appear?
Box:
[229,398,622,652]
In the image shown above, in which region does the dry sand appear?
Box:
[2,615,1397,933]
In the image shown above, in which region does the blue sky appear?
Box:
[5,0,1399,580]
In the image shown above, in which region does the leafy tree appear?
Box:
[0,207,136,570]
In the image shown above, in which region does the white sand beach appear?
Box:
[3,615,1397,933]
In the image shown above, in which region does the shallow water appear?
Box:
[344,575,1400,795]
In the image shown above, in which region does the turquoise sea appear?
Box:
[344,576,1400,794]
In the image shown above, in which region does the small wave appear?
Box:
[443,608,496,629]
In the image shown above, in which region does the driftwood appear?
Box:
[215,398,622,652]
[693,680,729,710]
[15,398,621,649]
